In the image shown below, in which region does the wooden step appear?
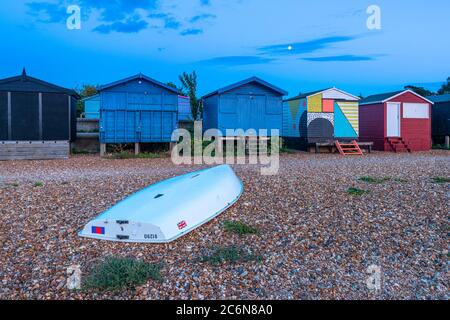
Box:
[335,140,363,156]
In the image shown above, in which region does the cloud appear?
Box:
[302,55,375,62]
[190,13,217,23]
[180,28,203,36]
[258,36,357,56]
[93,16,149,34]
[26,0,159,33]
[198,56,275,66]
[79,0,159,22]
[302,54,376,62]
[26,2,67,23]
[149,12,181,30]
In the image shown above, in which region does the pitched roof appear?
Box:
[284,88,332,102]
[0,69,79,97]
[98,73,180,94]
[283,87,360,102]
[201,76,288,99]
[428,94,450,103]
[81,94,100,102]
[360,90,434,105]
[359,90,404,105]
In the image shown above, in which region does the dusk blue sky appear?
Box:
[0,0,448,97]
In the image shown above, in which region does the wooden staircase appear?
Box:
[335,140,363,156]
[386,138,411,153]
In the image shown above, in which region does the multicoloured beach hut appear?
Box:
[282,88,360,150]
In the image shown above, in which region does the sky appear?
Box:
[0,0,449,97]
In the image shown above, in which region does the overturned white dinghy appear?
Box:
[79,165,243,243]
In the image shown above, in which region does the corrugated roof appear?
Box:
[284,88,331,102]
[0,69,79,97]
[98,73,180,94]
[428,94,450,103]
[81,94,100,102]
[360,90,434,105]
[359,90,404,105]
[201,76,288,99]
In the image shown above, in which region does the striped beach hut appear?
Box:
[282,87,360,150]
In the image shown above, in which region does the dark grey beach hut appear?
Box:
[0,69,78,160]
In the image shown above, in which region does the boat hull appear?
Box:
[79,165,243,243]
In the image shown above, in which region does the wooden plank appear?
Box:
[0,141,69,160]
[68,95,71,141]
[7,92,11,140]
[38,93,43,140]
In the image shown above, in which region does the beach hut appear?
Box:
[428,94,450,147]
[282,88,360,151]
[82,94,100,119]
[177,95,192,128]
[0,69,78,160]
[359,90,433,152]
[97,73,179,155]
[202,77,287,136]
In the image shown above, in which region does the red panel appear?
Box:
[359,103,385,150]
[322,99,334,113]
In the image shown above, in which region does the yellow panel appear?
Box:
[337,102,359,134]
[308,94,322,113]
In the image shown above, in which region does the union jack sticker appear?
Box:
[177,220,187,230]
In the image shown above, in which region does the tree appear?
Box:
[437,77,450,95]
[179,71,202,121]
[404,85,434,97]
[166,82,186,96]
[75,84,98,118]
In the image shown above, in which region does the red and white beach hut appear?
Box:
[359,90,433,152]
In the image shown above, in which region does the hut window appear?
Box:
[403,103,429,119]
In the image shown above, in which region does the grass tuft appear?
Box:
[280,147,297,154]
[201,246,262,265]
[224,220,259,236]
[347,187,368,196]
[105,152,164,160]
[431,177,450,184]
[83,257,162,292]
[7,182,19,187]
[72,149,91,155]
[359,176,390,184]
[432,144,450,151]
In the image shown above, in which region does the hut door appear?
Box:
[387,102,401,137]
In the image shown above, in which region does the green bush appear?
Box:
[347,187,368,196]
[432,177,450,184]
[359,176,390,184]
[223,220,259,235]
[105,152,164,160]
[83,257,162,292]
[201,246,262,265]
[34,182,44,187]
